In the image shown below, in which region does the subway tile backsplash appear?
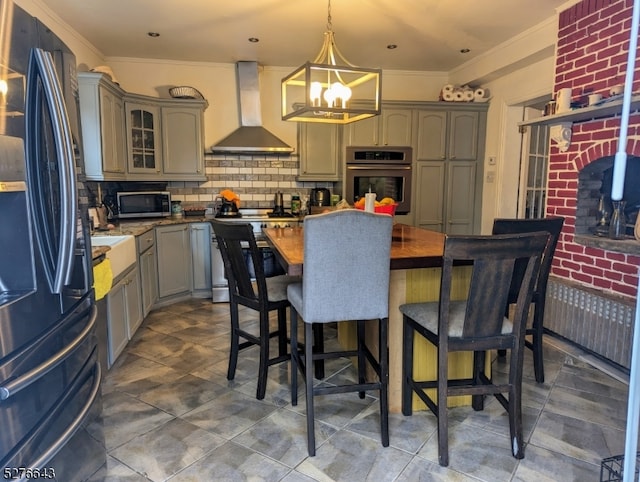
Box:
[167,152,333,209]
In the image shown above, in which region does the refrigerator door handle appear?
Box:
[25,48,77,294]
[0,304,97,401]
[25,361,101,474]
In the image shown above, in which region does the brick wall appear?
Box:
[548,0,640,298]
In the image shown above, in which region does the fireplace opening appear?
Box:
[576,155,640,237]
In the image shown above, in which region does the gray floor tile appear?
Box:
[100,298,632,481]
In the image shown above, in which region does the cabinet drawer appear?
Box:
[136,230,156,255]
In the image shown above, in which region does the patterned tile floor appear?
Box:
[89,298,631,481]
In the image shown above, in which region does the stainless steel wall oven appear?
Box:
[345,146,412,214]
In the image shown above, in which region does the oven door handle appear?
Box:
[346,165,411,170]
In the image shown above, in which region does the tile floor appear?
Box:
[89,298,631,481]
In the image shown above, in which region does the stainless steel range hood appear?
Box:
[212,61,293,154]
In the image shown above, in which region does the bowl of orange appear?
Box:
[354,197,398,215]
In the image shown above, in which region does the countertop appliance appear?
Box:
[117,190,171,219]
[214,196,240,218]
[310,188,331,206]
[211,209,301,302]
[0,4,105,479]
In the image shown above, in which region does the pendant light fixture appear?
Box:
[281,0,382,124]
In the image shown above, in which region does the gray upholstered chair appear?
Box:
[400,232,549,466]
[211,220,300,400]
[492,216,564,383]
[287,209,394,456]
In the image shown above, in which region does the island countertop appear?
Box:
[262,223,447,276]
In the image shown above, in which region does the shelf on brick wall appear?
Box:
[518,94,640,127]
[575,234,640,256]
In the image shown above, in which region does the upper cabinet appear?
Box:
[297,123,341,181]
[125,101,162,177]
[161,105,205,179]
[78,73,127,180]
[78,73,208,181]
[346,108,412,146]
[414,109,480,161]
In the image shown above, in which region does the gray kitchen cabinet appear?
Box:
[156,224,192,299]
[414,109,480,161]
[414,161,445,232]
[161,104,206,180]
[106,264,142,367]
[297,122,341,181]
[137,230,157,317]
[78,72,127,180]
[413,105,486,235]
[125,101,163,177]
[345,108,412,146]
[190,223,212,296]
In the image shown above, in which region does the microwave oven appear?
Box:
[117,191,171,218]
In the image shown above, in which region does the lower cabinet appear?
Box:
[414,160,478,235]
[156,224,192,300]
[106,264,142,367]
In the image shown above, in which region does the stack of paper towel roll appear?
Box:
[440,84,489,102]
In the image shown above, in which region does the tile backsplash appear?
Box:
[167,152,334,209]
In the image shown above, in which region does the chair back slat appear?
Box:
[441,232,549,340]
[211,220,267,306]
[492,217,564,300]
[301,210,393,323]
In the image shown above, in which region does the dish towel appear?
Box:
[93,259,113,301]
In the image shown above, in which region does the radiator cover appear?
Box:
[544,278,635,370]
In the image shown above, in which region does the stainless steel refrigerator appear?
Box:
[0,2,105,480]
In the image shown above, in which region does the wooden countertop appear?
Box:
[263,223,446,276]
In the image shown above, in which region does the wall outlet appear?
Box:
[488,156,497,166]
[486,171,495,183]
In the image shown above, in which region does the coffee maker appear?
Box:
[310,188,331,207]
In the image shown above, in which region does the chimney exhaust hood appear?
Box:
[212,61,293,154]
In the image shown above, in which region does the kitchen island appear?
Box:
[263,222,478,413]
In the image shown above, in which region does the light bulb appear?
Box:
[310,81,322,107]
[323,87,336,108]
[0,79,7,97]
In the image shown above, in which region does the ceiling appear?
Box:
[39,0,567,72]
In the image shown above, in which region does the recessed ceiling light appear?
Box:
[387,44,398,50]
[248,37,259,43]
[460,48,471,54]
[148,32,160,38]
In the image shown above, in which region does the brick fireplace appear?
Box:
[547,0,640,299]
[541,0,640,370]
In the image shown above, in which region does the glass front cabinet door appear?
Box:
[126,102,162,175]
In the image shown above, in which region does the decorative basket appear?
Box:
[169,86,205,100]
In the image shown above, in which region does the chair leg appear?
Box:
[379,317,390,447]
[256,309,271,400]
[305,322,316,456]
[227,301,240,381]
[290,308,299,406]
[313,323,324,380]
[277,307,287,358]
[313,323,325,380]
[508,345,525,459]
[401,316,414,416]
[437,342,449,467]
[532,301,545,383]
[471,350,485,411]
[357,319,366,399]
